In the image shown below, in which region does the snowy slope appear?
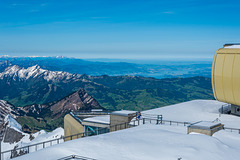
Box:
[2,115,64,159]
[143,100,240,128]
[13,100,240,160]
[13,125,240,160]
[4,115,22,132]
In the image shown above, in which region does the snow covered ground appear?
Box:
[1,115,64,160]
[12,100,240,160]
[144,100,240,128]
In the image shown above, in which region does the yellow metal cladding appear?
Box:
[64,114,84,141]
[212,48,240,106]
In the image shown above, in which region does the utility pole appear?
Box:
[0,123,5,160]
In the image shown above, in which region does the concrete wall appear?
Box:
[231,104,240,116]
[188,124,224,136]
[110,114,136,132]
[64,114,84,141]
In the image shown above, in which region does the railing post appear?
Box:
[143,118,145,124]
[28,146,30,153]
[170,121,172,125]
[43,142,45,148]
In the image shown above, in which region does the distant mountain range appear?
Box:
[0,65,213,111]
[0,56,212,78]
[0,58,214,132]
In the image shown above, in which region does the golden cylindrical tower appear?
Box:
[212,44,240,115]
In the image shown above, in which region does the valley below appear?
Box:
[0,57,214,133]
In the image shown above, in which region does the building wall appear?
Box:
[64,114,84,141]
[110,114,136,132]
[188,128,212,136]
[188,125,224,136]
[110,115,129,126]
[231,104,240,116]
[212,48,240,106]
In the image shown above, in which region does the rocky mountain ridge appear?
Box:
[0,65,82,82]
[0,88,104,132]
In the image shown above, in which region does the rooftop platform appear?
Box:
[188,121,224,136]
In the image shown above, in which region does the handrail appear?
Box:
[0,120,139,159]
[224,127,240,134]
[1,137,63,154]
[4,116,238,160]
[57,155,97,160]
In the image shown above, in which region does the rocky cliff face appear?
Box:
[50,89,103,117]
[2,115,24,144]
[0,100,20,123]
[21,89,104,119]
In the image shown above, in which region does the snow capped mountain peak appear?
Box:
[5,65,21,73]
[0,65,81,82]
[28,64,41,71]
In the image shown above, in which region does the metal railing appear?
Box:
[57,155,97,160]
[224,127,240,134]
[73,111,112,116]
[0,120,140,160]
[140,117,190,126]
[2,115,239,160]
[1,137,64,160]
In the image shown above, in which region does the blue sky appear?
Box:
[0,0,240,59]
